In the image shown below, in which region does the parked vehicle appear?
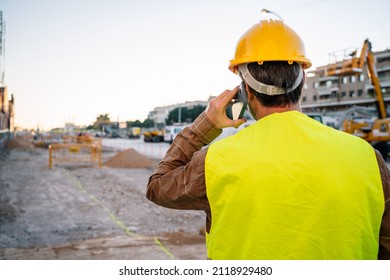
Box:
[143,129,164,142]
[164,125,188,144]
[306,113,339,128]
[128,127,141,139]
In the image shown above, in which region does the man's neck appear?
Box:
[256,103,301,120]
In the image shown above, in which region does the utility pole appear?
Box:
[178,104,181,123]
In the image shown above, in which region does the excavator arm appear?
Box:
[322,39,389,159]
[366,48,387,119]
[325,39,386,119]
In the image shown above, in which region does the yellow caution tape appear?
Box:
[154,237,174,258]
[64,169,174,258]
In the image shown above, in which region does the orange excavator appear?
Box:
[324,39,390,159]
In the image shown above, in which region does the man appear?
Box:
[146,19,390,259]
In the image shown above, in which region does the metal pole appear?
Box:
[178,105,181,123]
[48,145,52,169]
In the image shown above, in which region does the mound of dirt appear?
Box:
[104,148,158,169]
[6,137,34,150]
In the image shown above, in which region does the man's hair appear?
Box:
[247,61,304,107]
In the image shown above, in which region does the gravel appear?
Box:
[0,138,207,259]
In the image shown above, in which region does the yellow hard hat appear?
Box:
[229,19,312,73]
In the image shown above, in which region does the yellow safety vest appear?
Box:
[205,111,384,259]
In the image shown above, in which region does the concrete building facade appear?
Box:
[301,49,390,115]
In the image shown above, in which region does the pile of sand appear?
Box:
[104,148,157,169]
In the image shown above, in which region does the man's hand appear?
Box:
[205,87,247,129]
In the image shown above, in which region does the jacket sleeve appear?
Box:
[146,112,221,211]
[376,150,390,260]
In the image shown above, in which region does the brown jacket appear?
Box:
[147,112,390,259]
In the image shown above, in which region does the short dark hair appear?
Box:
[247,62,304,107]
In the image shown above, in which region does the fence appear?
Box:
[48,138,102,169]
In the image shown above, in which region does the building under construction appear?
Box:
[301,43,390,114]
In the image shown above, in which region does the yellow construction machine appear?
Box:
[143,129,164,142]
[324,39,390,159]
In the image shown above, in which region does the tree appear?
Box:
[126,120,143,129]
[93,114,111,130]
[165,105,206,125]
[188,105,206,121]
[143,118,154,128]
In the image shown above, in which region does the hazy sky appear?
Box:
[1,0,389,130]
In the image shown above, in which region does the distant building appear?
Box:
[0,86,15,148]
[0,13,15,148]
[50,123,87,135]
[148,99,210,129]
[301,49,390,114]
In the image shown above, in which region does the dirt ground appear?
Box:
[0,137,207,260]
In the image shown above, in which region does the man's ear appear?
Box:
[245,82,255,102]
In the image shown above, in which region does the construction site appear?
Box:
[1,2,390,264]
[0,136,207,259]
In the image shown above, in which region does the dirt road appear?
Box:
[0,139,207,259]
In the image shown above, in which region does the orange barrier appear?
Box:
[48,142,102,169]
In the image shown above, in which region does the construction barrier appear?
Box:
[48,142,102,169]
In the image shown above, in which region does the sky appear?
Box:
[1,0,389,130]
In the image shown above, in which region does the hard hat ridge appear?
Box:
[229,19,312,73]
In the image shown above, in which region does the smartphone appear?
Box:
[231,81,248,120]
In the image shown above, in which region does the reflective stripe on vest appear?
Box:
[205,111,384,260]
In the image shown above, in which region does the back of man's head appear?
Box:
[247,61,303,107]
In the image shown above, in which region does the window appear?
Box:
[313,95,317,101]
[357,89,363,97]
[341,91,346,98]
[378,72,388,79]
[302,96,307,102]
[350,76,356,83]
[319,95,330,101]
[377,56,390,63]
[319,81,327,87]
[359,74,364,82]
[342,77,348,84]
[349,90,355,97]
